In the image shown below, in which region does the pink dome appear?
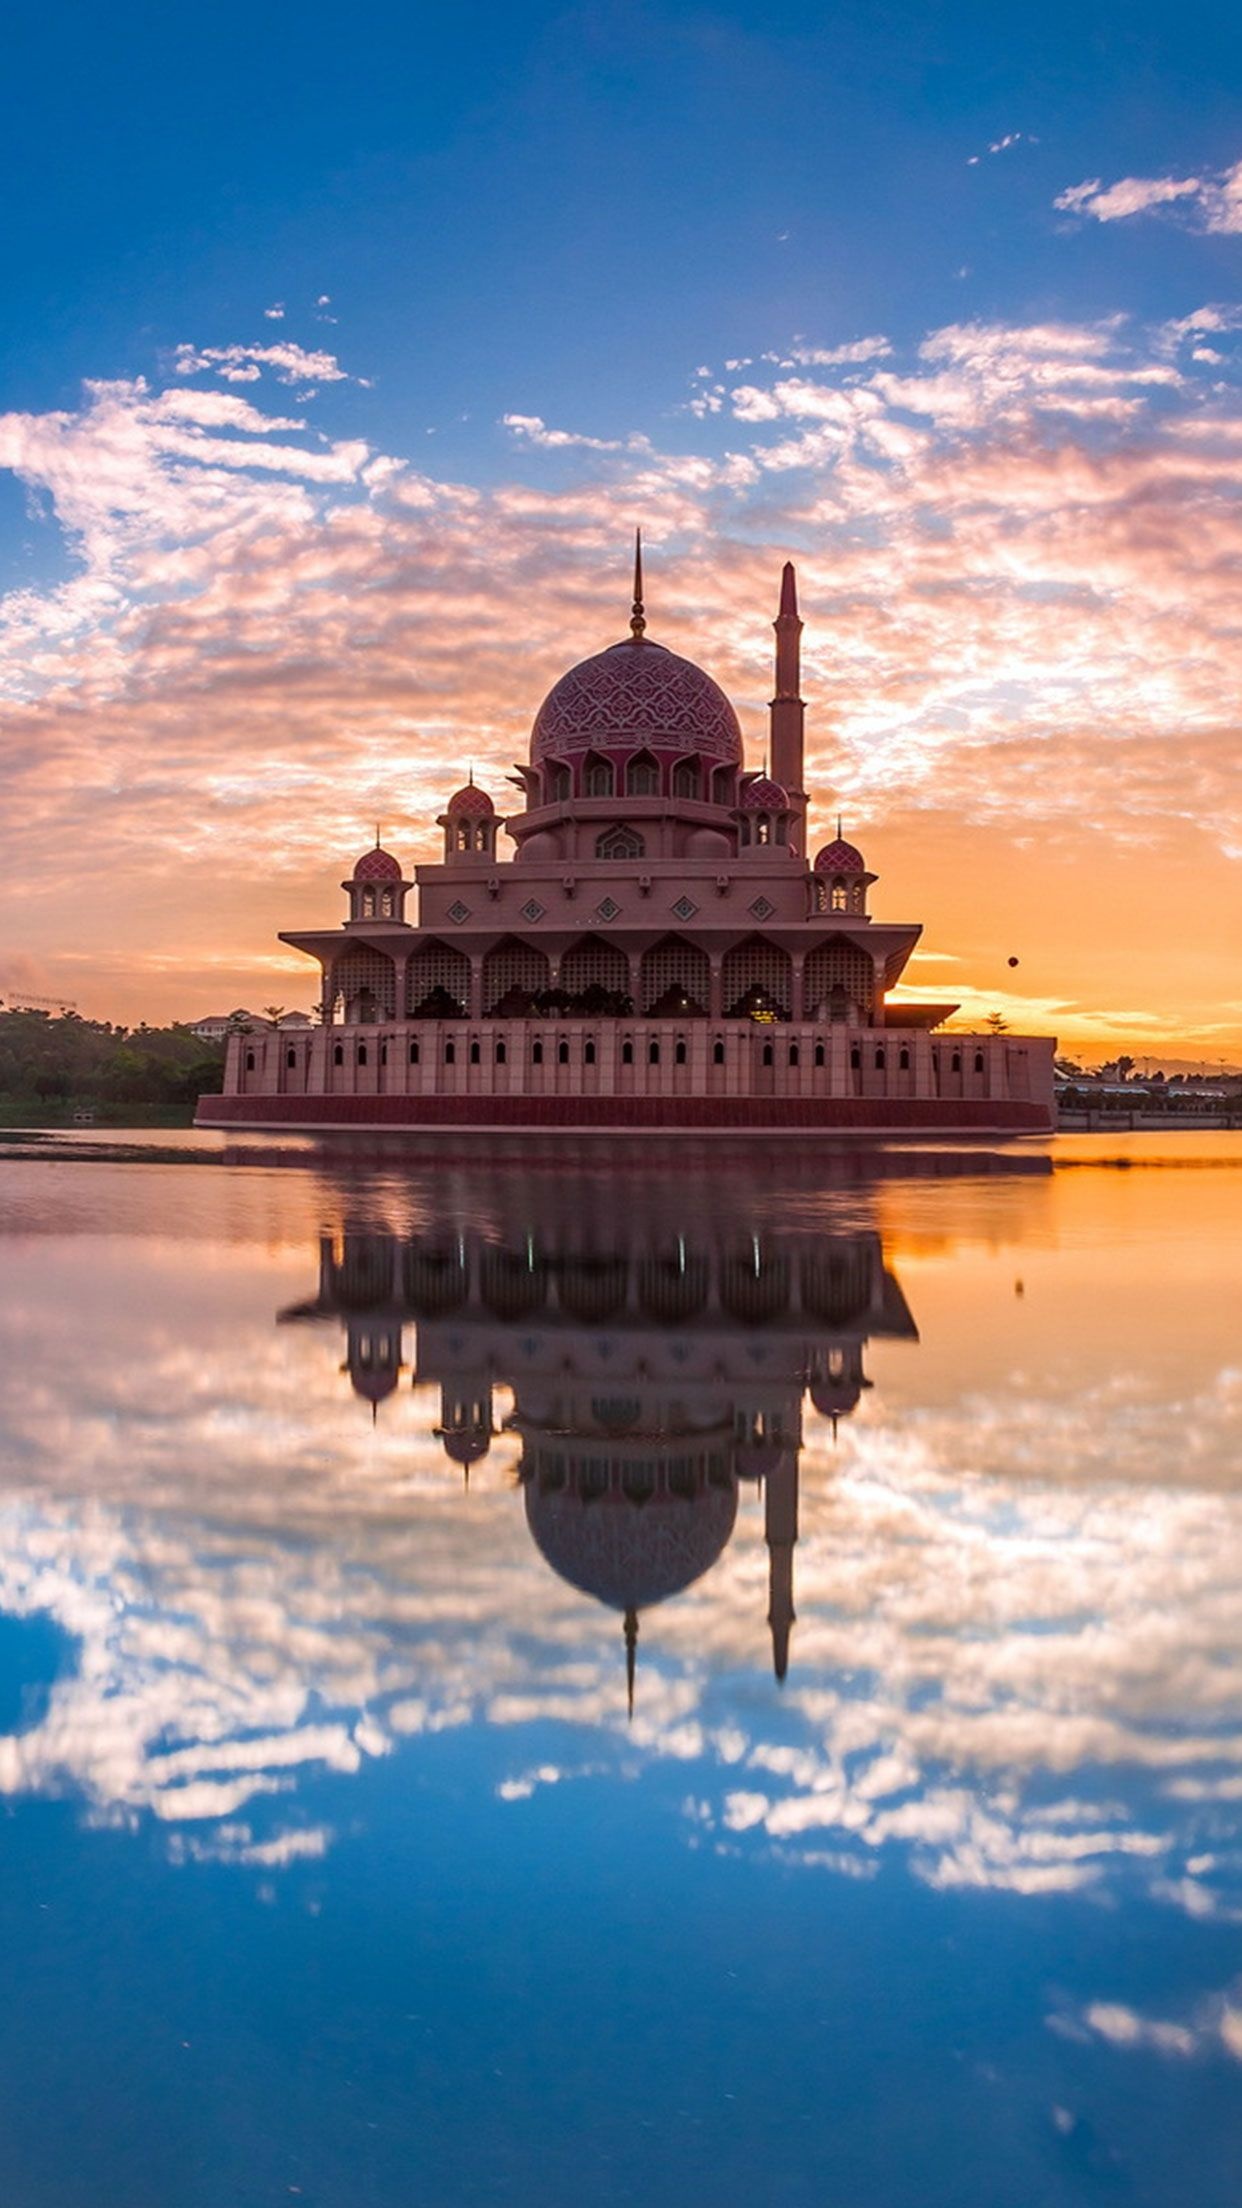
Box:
[532,639,743,766]
[353,845,403,882]
[446,782,495,817]
[739,776,789,812]
[814,838,866,875]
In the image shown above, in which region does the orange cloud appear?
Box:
[0,317,1238,1049]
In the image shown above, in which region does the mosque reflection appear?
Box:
[281,1208,917,1692]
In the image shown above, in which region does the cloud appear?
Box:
[263,304,286,321]
[968,130,1036,166]
[0,313,1240,1040]
[172,340,356,386]
[1056,158,1242,234]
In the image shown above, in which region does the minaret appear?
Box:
[764,1451,799,1682]
[769,562,805,817]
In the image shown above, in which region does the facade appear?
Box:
[281,1213,918,1689]
[198,555,1055,1134]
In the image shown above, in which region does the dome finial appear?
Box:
[837,812,842,840]
[630,528,646,640]
[374,821,382,848]
[624,1606,638,1719]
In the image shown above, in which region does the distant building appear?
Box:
[199,553,1056,1135]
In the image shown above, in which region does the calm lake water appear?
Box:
[1,1132,1240,2206]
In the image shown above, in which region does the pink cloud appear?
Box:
[0,316,1239,1041]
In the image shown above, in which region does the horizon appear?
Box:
[1,0,1240,1055]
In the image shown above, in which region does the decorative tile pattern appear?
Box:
[595,896,621,922]
[447,900,471,925]
[533,642,743,764]
[671,894,699,921]
[520,898,546,923]
[749,895,775,920]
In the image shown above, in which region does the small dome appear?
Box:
[353,845,403,882]
[686,826,731,856]
[814,837,866,875]
[739,776,789,812]
[442,1430,490,1467]
[446,782,495,818]
[532,639,743,766]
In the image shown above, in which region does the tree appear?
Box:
[985,1012,1008,1034]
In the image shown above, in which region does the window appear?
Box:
[596,825,645,861]
[380,889,394,917]
[495,1040,507,1065]
[675,1040,687,1066]
[649,1041,660,1065]
[245,1050,255,1072]
[549,762,571,802]
[469,1041,481,1065]
[831,884,848,911]
[445,1041,456,1065]
[850,1047,861,1069]
[409,1040,420,1064]
[584,756,614,798]
[788,1043,799,1067]
[814,1043,825,1068]
[626,753,659,796]
[333,1044,344,1066]
[874,1048,885,1070]
[713,1039,725,1066]
[622,1040,634,1066]
[361,888,376,917]
[532,1040,544,1065]
[357,1043,368,1066]
[951,1052,962,1074]
[899,1047,910,1070]
[762,1042,774,1067]
[584,1039,596,1065]
[558,1040,569,1065]
[380,1043,388,1066]
[974,1051,985,1073]
[286,1048,296,1068]
[672,759,700,800]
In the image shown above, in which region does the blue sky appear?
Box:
[5,0,1239,461]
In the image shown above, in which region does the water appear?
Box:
[0,1134,1240,2206]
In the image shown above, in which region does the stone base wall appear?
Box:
[197,1090,1054,1133]
[218,1018,1055,1123]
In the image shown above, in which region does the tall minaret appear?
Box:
[769,563,806,845]
[764,1450,800,1683]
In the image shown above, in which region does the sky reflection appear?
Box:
[0,1145,1241,2202]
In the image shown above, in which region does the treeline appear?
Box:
[0,1010,224,1120]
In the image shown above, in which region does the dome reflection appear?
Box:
[281,1199,917,1690]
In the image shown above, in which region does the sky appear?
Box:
[0,0,1240,1058]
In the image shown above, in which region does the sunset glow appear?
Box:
[1,5,1238,1058]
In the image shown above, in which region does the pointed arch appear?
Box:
[639,935,710,1017]
[721,936,792,1020]
[405,939,471,1018]
[481,936,552,1015]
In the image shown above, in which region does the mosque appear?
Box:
[281,1209,918,1693]
[198,548,1055,1134]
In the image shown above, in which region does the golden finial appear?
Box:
[630,528,646,640]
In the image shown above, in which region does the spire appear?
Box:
[770,562,805,818]
[630,529,646,640]
[624,1606,638,1719]
[374,821,382,848]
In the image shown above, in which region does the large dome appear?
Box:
[531,638,743,766]
[524,1476,738,1612]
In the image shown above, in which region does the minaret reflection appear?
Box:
[282,1209,917,1686]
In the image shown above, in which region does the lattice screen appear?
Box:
[626,755,659,795]
[334,948,397,1020]
[596,825,645,859]
[803,941,875,1019]
[721,937,792,1017]
[405,941,471,1016]
[672,759,701,799]
[584,756,614,796]
[639,936,710,1014]
[799,1243,871,1326]
[481,939,552,1012]
[560,936,630,997]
